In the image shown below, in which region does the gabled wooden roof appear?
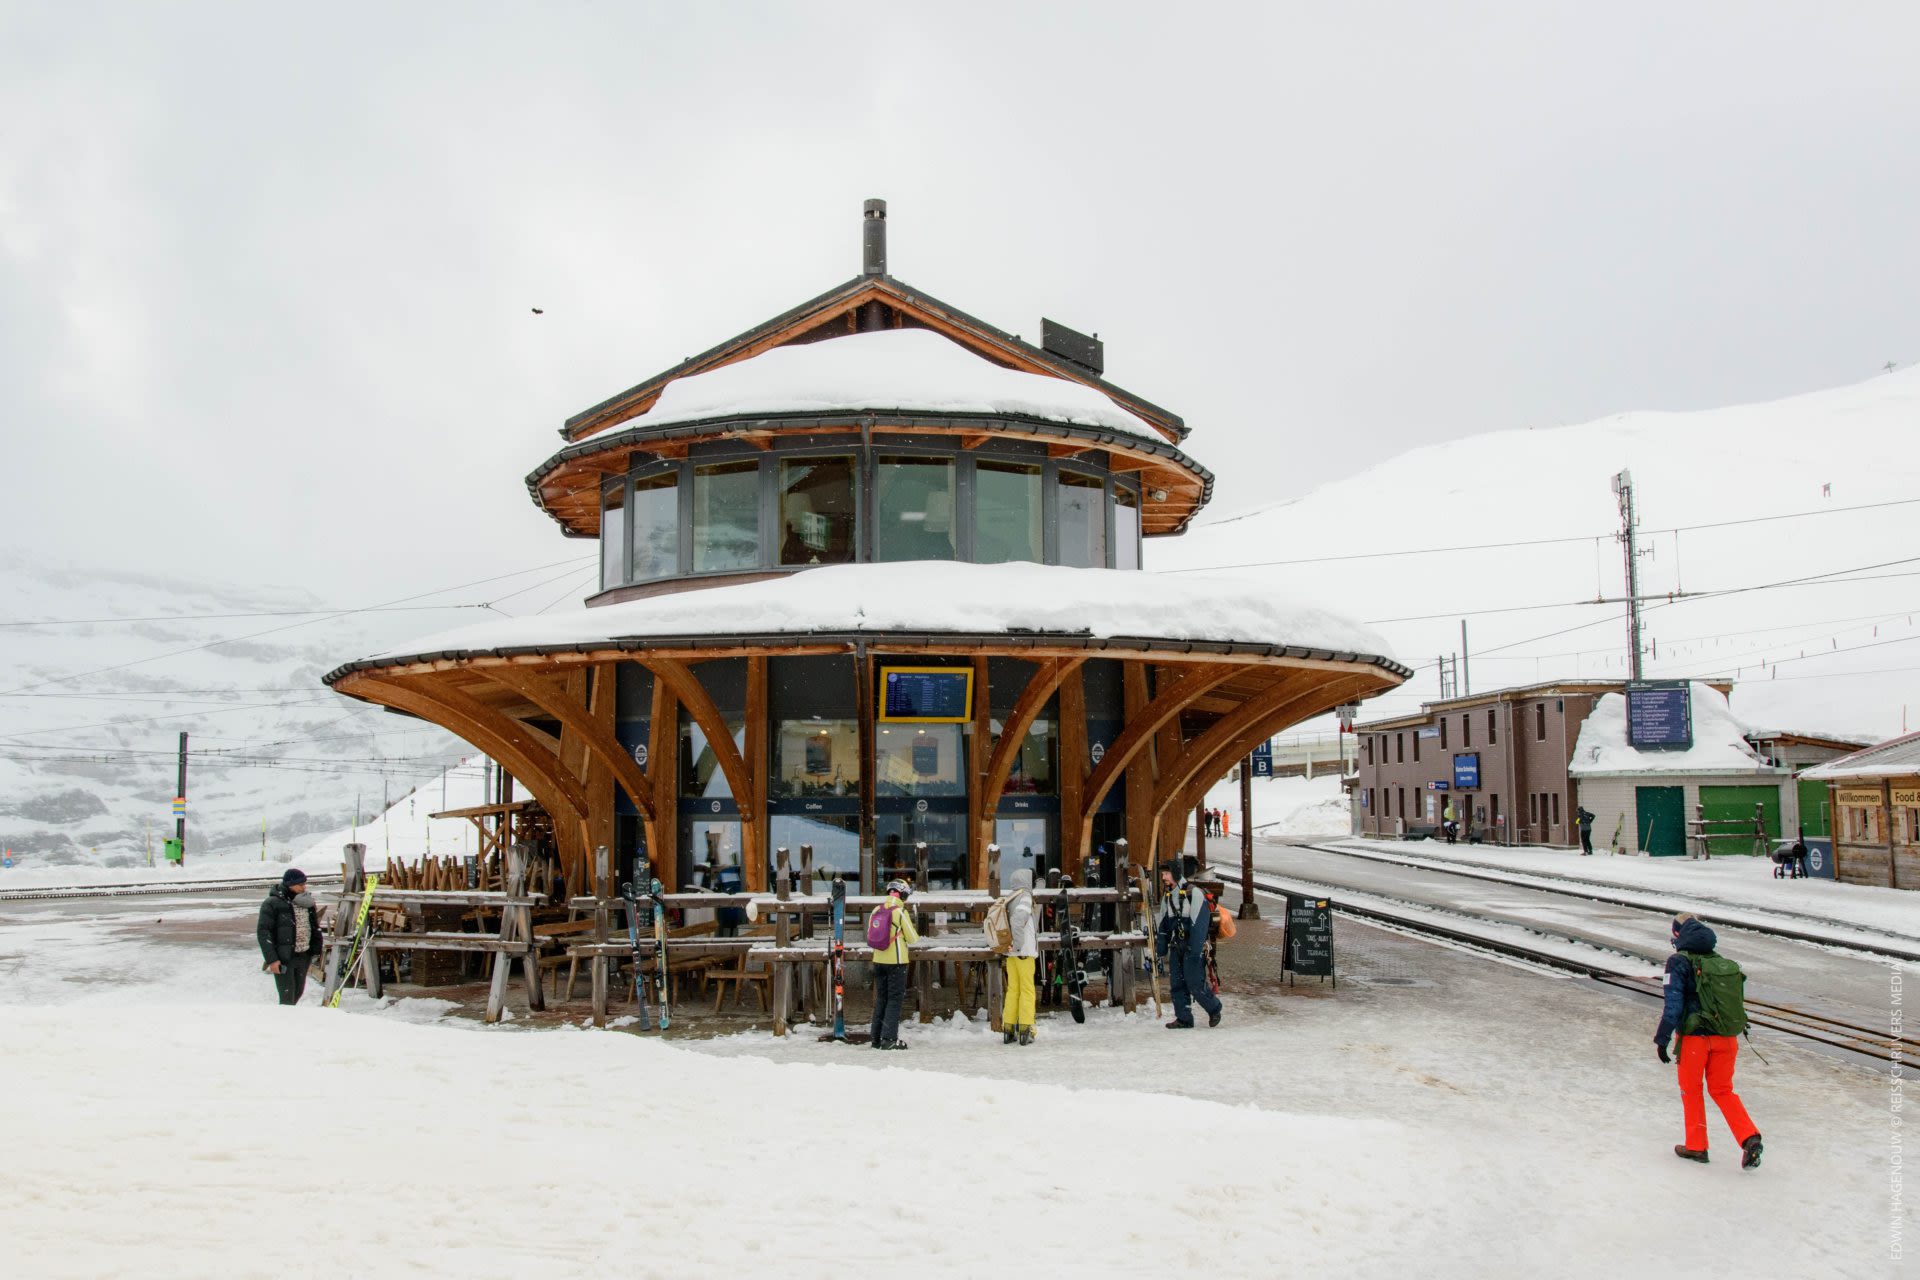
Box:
[561,274,1189,446]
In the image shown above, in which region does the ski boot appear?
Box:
[1741,1134,1763,1170]
[1208,1007,1222,1028]
[1003,1028,1017,1045]
[1017,1026,1033,1046]
[1673,1145,1709,1164]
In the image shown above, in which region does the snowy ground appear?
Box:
[0,887,1909,1277]
[1202,771,1353,837]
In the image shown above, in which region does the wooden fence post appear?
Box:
[591,844,610,1028]
[320,842,366,1005]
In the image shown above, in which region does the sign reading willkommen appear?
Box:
[1626,681,1693,751]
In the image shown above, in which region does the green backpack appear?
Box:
[1682,953,1749,1037]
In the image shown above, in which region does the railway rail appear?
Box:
[1228,866,1916,1066]
[1285,840,1920,964]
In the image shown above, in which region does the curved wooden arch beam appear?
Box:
[1150,669,1323,820]
[972,656,1085,886]
[343,673,588,827]
[1156,672,1382,858]
[1074,662,1238,858]
[642,657,754,813]
[482,664,655,821]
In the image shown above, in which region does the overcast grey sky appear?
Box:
[4,3,1917,611]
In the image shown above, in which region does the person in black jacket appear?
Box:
[257,869,323,1005]
[1575,806,1596,855]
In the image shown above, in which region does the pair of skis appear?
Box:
[325,873,381,1009]
[1059,874,1086,1024]
[1131,864,1167,1016]
[621,865,669,1031]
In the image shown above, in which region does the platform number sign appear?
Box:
[1251,741,1273,778]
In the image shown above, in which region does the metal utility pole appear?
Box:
[1460,620,1471,695]
[1238,753,1258,919]
[175,731,188,866]
[1613,470,1644,680]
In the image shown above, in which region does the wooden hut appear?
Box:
[324,201,1408,895]
[1802,730,1920,888]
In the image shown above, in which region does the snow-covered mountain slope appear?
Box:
[1150,366,1920,741]
[0,554,472,867]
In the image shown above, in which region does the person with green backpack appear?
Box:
[1655,913,1763,1168]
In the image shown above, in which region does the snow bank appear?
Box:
[610,327,1164,440]
[1204,772,1353,838]
[344,560,1401,669]
[1569,683,1777,777]
[0,854,313,892]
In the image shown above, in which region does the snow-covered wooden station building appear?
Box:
[324,201,1408,896]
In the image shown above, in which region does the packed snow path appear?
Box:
[0,888,1909,1278]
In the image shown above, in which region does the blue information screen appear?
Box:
[1452,753,1480,790]
[1627,683,1693,750]
[879,667,972,722]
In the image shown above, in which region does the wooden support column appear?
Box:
[1122,663,1155,866]
[1239,754,1258,919]
[968,655,991,885]
[855,644,877,894]
[744,656,768,892]
[590,844,610,1026]
[974,657,1084,888]
[1057,665,1087,879]
[649,675,678,890]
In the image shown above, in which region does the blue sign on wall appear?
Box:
[1452,753,1480,790]
[1251,741,1273,778]
[1627,682,1693,750]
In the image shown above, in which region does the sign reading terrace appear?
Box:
[1626,682,1693,751]
[878,667,973,723]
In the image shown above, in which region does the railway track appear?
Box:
[1229,866,1916,1066]
[1284,840,1920,964]
[0,874,344,904]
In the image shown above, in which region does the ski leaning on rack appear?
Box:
[1059,873,1086,1023]
[325,873,381,1009]
[830,875,848,1040]
[647,869,669,1031]
[1131,864,1166,1016]
[620,880,654,1028]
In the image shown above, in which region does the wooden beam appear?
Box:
[1057,665,1087,879]
[1076,662,1236,862]
[648,673,678,890]
[967,655,991,885]
[975,658,1085,885]
[1121,663,1154,866]
[483,665,654,821]
[744,655,768,893]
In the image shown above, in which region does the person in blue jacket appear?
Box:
[1155,864,1222,1029]
[1655,913,1762,1167]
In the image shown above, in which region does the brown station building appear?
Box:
[324,202,1408,895]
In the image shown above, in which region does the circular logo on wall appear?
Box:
[632,743,648,768]
[915,799,928,813]
[1090,742,1106,765]
[710,800,722,814]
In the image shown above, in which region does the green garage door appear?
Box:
[1636,786,1687,857]
[1699,785,1782,851]
[1796,778,1831,838]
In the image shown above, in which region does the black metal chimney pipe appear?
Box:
[862,198,887,276]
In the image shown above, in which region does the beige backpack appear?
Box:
[983,893,1015,954]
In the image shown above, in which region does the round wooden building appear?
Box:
[324,201,1409,895]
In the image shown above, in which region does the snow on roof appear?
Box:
[1568,683,1780,778]
[339,561,1401,671]
[1800,729,1920,780]
[620,328,1162,440]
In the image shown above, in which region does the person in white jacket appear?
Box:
[1001,868,1039,1045]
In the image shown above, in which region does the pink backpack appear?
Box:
[865,905,895,949]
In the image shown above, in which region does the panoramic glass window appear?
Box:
[1057,472,1107,568]
[974,461,1043,564]
[691,461,760,573]
[874,722,965,796]
[770,718,860,798]
[874,456,957,562]
[875,811,966,888]
[778,457,856,566]
[770,813,860,879]
[630,471,679,581]
[998,716,1057,794]
[680,712,748,798]
[1113,486,1140,570]
[600,483,626,590]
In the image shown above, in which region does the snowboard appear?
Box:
[620,880,654,1028]
[1060,873,1086,1023]
[829,875,848,1041]
[1131,864,1166,1016]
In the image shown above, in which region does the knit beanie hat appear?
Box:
[282,868,308,888]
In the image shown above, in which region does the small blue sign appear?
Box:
[1453,753,1480,790]
[1251,741,1273,779]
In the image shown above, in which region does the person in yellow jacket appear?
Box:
[868,878,920,1050]
[1001,868,1039,1046]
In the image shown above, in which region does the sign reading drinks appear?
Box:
[878,667,973,723]
[1626,681,1693,751]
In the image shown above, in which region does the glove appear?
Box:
[1655,1038,1671,1064]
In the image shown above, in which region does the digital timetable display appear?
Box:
[878,666,973,723]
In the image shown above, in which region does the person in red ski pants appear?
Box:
[1656,914,1762,1166]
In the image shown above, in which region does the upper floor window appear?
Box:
[1057,472,1106,568]
[975,461,1042,564]
[779,457,856,566]
[600,483,626,591]
[875,456,957,562]
[631,471,679,582]
[1113,486,1141,571]
[692,461,760,573]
